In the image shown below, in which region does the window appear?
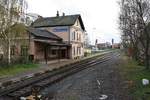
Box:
[72,31,74,40]
[79,34,81,41]
[21,18,25,22]
[11,45,15,55]
[77,47,79,55]
[19,0,23,5]
[79,47,81,54]
[77,32,79,40]
[21,45,28,56]
[72,31,76,40]
[73,47,75,55]
[74,31,76,40]
[4,0,8,5]
[77,47,81,55]
[52,50,56,55]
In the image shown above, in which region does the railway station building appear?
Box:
[28,12,86,62]
[0,12,86,63]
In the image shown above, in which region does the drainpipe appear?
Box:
[68,26,71,59]
[68,26,70,44]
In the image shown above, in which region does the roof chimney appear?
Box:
[62,12,65,16]
[56,11,59,17]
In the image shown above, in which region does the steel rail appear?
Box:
[0,51,117,99]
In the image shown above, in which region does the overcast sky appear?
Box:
[26,0,121,44]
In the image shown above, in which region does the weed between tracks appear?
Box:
[119,55,150,100]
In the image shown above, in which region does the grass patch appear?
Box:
[120,56,150,100]
[0,63,38,77]
[84,49,117,59]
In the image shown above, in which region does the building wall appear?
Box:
[0,32,30,62]
[112,43,121,49]
[70,19,84,59]
[42,26,70,42]
[29,38,59,61]
[36,19,85,59]
[34,42,45,61]
[4,38,30,63]
[29,39,35,55]
[32,41,70,61]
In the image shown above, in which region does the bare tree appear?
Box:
[119,0,150,69]
[0,0,27,64]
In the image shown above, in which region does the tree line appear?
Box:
[0,0,27,65]
[119,0,150,69]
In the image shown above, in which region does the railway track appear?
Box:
[0,51,118,99]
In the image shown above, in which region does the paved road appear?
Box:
[41,52,131,100]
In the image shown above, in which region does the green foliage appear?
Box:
[119,0,150,69]
[0,0,28,64]
[120,56,150,100]
[0,0,27,38]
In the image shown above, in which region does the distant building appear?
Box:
[97,42,111,49]
[84,31,90,48]
[112,43,121,49]
[87,45,98,53]
[26,13,40,26]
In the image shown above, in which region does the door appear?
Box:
[61,50,66,58]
